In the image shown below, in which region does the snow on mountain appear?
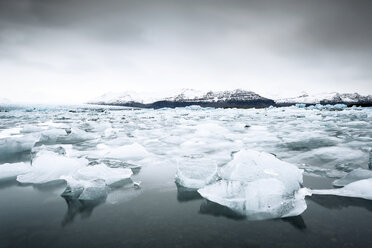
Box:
[89,91,168,104]
[276,92,372,104]
[165,89,267,102]
[90,89,270,105]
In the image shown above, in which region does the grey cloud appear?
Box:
[0,0,371,102]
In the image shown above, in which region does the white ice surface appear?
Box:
[312,178,372,200]
[198,179,310,220]
[220,149,303,193]
[75,163,133,186]
[175,158,218,189]
[17,151,88,184]
[0,162,31,180]
[95,143,151,161]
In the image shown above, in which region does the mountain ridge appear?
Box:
[89,90,372,108]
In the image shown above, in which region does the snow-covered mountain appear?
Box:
[90,89,275,108]
[90,90,372,108]
[165,89,268,102]
[276,92,372,105]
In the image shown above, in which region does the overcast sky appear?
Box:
[1,0,372,103]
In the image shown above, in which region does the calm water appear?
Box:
[1,106,372,248]
[1,165,372,248]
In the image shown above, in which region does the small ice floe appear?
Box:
[133,181,141,189]
[312,178,372,200]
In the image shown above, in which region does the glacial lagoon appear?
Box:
[1,104,372,248]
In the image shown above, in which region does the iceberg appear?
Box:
[312,178,372,200]
[196,149,307,219]
[175,158,218,189]
[198,179,310,220]
[220,150,303,193]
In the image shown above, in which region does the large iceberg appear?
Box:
[197,149,308,219]
[198,179,310,220]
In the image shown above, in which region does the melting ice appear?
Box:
[0,104,371,219]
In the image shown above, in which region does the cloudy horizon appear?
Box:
[1,0,372,104]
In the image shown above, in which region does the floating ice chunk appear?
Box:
[61,176,108,200]
[184,105,202,110]
[38,128,67,144]
[60,164,132,200]
[99,143,151,161]
[17,151,88,184]
[30,145,67,163]
[175,158,218,189]
[312,178,372,200]
[333,168,372,187]
[133,181,141,189]
[75,163,133,186]
[193,123,230,138]
[198,179,310,220]
[60,128,97,143]
[0,134,38,156]
[79,180,108,200]
[0,162,31,180]
[37,128,97,145]
[20,125,44,133]
[220,149,303,193]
